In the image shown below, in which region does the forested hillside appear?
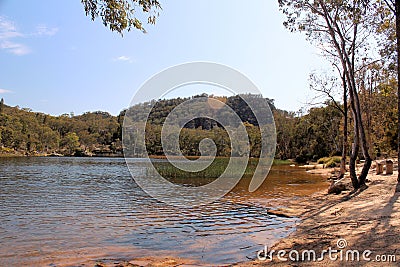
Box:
[0,99,122,156]
[0,86,397,162]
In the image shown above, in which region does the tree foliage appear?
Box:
[81,0,161,34]
[0,86,398,163]
[0,102,121,156]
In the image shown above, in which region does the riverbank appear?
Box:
[0,151,123,158]
[237,161,400,266]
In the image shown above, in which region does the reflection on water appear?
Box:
[0,157,328,265]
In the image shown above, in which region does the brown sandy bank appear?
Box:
[236,163,400,267]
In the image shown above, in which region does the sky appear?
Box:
[0,0,329,116]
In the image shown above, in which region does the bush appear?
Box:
[317,156,341,167]
[317,157,330,164]
[0,146,14,153]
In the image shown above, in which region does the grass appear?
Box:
[153,158,248,179]
[272,159,292,165]
[151,157,284,180]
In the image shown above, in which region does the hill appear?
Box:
[0,94,275,157]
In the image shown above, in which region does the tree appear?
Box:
[274,110,297,159]
[0,98,4,114]
[379,0,400,181]
[81,0,162,34]
[358,66,398,157]
[279,0,374,189]
[62,132,80,155]
[309,70,349,177]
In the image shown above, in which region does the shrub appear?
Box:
[317,157,330,164]
[317,156,341,167]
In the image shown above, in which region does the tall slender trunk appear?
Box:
[396,0,400,182]
[348,70,372,187]
[318,0,371,188]
[354,88,372,186]
[349,87,360,189]
[340,73,348,178]
[346,22,371,188]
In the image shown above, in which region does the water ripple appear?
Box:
[0,157,327,265]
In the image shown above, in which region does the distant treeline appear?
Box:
[0,100,122,156]
[0,87,396,161]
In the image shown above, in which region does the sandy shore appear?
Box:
[236,163,400,266]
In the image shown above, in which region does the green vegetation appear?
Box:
[153,157,259,182]
[272,159,292,165]
[317,156,342,168]
[152,158,290,182]
[274,101,343,163]
[123,94,274,158]
[0,87,397,163]
[81,0,162,34]
[0,103,121,156]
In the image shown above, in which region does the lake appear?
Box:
[0,157,328,266]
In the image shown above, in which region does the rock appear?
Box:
[156,259,178,266]
[48,152,64,157]
[328,180,347,194]
[268,208,302,218]
[129,260,151,267]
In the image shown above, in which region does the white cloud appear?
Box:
[0,16,58,56]
[114,55,133,63]
[34,24,58,36]
[0,18,21,39]
[0,89,12,94]
[0,16,28,55]
[0,40,30,55]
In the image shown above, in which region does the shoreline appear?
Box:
[237,162,400,266]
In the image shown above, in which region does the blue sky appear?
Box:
[0,0,328,116]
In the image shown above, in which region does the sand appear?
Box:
[236,162,400,266]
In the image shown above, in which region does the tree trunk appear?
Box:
[340,73,348,178]
[348,79,360,189]
[349,111,360,189]
[396,0,400,182]
[352,75,372,187]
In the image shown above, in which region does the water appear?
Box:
[0,157,328,266]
